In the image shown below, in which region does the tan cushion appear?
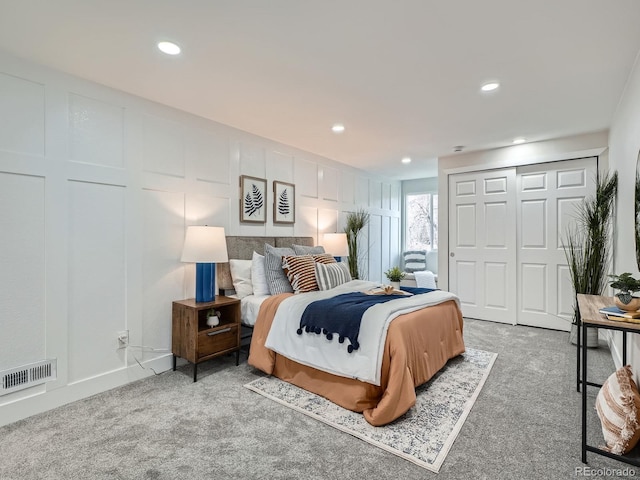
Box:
[312,253,337,265]
[595,365,640,454]
[282,255,319,293]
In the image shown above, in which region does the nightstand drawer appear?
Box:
[198,324,239,358]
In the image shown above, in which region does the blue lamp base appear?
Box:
[195,263,216,303]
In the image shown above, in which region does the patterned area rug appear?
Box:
[244,348,497,473]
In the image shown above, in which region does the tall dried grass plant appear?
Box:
[344,208,370,279]
[564,171,618,325]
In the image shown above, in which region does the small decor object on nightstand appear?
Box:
[609,272,640,311]
[206,309,221,327]
[384,266,406,290]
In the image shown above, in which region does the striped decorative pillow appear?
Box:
[403,250,427,273]
[282,255,319,293]
[315,262,352,291]
[264,244,295,295]
[595,365,640,454]
[312,253,337,265]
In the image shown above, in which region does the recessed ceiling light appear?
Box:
[401,157,411,164]
[158,41,181,55]
[331,124,345,133]
[512,137,526,145]
[481,82,500,92]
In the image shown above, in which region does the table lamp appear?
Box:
[323,233,349,262]
[181,226,228,302]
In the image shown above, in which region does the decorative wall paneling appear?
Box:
[0,51,400,426]
[0,173,46,371]
[0,73,45,157]
[68,181,126,382]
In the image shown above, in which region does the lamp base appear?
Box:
[195,263,215,303]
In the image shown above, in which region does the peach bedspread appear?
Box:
[248,293,465,426]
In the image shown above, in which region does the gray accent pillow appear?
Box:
[315,262,352,290]
[264,243,295,294]
[292,244,325,255]
[403,250,427,273]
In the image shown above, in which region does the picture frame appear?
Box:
[239,175,267,223]
[273,180,295,224]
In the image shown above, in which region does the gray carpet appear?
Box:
[245,348,497,472]
[0,319,633,479]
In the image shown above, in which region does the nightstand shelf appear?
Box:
[172,296,241,382]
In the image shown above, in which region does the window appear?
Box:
[405,193,438,250]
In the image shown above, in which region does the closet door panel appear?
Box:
[448,169,516,323]
[516,157,597,331]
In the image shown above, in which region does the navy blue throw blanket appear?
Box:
[296,287,436,353]
[400,286,437,296]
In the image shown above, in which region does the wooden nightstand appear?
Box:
[172,296,241,382]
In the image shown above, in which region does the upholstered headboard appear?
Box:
[217,236,315,291]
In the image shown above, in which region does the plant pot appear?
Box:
[614,295,640,312]
[390,281,400,289]
[569,323,599,348]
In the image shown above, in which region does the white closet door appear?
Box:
[448,169,517,324]
[516,157,597,331]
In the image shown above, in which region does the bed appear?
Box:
[218,236,465,426]
[217,236,316,323]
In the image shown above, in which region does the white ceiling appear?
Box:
[1,0,639,180]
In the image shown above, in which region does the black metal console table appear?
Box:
[577,294,640,467]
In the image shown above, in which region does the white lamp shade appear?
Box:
[323,233,349,257]
[180,226,229,263]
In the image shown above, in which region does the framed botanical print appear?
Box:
[239,175,267,223]
[273,181,295,224]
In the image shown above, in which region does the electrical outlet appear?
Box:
[117,330,129,349]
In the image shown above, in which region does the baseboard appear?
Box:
[603,329,623,369]
[0,353,173,428]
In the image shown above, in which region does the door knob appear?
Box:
[450,252,455,257]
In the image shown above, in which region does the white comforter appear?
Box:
[264,280,460,386]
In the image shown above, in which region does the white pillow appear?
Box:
[229,259,253,299]
[251,251,270,296]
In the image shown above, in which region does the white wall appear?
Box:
[609,51,640,373]
[0,51,401,426]
[401,177,438,196]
